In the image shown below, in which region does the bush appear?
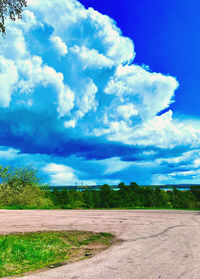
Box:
[0,166,52,208]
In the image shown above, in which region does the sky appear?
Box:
[0,0,200,185]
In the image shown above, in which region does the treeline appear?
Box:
[50,183,200,209]
[1,166,200,209]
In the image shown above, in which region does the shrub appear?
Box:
[0,166,52,208]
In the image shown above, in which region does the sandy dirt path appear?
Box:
[1,209,200,279]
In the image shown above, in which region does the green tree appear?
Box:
[154,188,169,208]
[118,183,131,207]
[0,165,52,208]
[83,190,95,208]
[92,190,101,208]
[170,188,196,209]
[0,165,39,190]
[142,187,155,207]
[0,0,27,34]
[130,182,138,191]
[99,184,113,208]
[190,186,200,202]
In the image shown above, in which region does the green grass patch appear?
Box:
[0,231,115,278]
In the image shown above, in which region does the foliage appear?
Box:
[0,165,39,189]
[0,165,52,208]
[0,0,27,34]
[1,165,200,210]
[190,186,200,201]
[49,182,200,210]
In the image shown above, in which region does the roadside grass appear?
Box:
[0,231,115,278]
[1,205,200,211]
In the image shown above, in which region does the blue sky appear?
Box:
[0,0,200,185]
[81,0,200,116]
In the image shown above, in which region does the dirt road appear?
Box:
[1,209,200,279]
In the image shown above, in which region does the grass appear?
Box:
[1,206,200,211]
[0,231,115,278]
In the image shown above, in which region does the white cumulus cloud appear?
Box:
[0,56,18,107]
[117,104,138,120]
[105,64,179,118]
[42,163,96,185]
[50,35,68,56]
[93,110,200,148]
[70,45,113,69]
[0,0,200,184]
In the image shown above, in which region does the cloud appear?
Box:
[76,79,98,118]
[0,56,18,107]
[64,119,76,128]
[0,27,27,60]
[29,0,135,65]
[70,46,113,69]
[104,64,179,118]
[0,147,20,160]
[17,55,75,116]
[100,157,134,175]
[50,35,68,56]
[0,0,199,184]
[42,163,77,185]
[93,110,200,149]
[0,142,199,185]
[150,148,200,184]
[117,104,138,120]
[42,163,97,185]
